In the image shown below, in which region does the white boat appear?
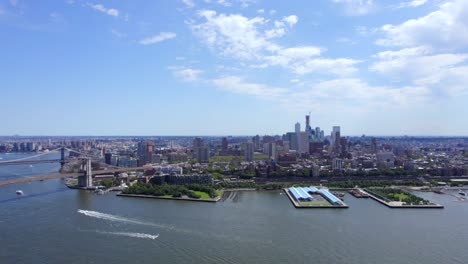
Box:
[94,189,105,195]
[16,190,24,195]
[459,190,466,196]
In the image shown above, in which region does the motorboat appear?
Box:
[16,190,24,195]
[94,188,105,195]
[459,190,466,196]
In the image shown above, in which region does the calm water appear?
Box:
[1,153,468,264]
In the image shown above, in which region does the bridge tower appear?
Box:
[78,158,93,188]
[60,147,65,167]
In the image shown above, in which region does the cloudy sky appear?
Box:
[1,0,467,136]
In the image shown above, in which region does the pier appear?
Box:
[360,188,444,209]
[283,188,349,208]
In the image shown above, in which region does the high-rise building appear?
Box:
[146,140,154,164]
[305,114,313,140]
[105,153,112,165]
[252,135,260,150]
[221,137,228,152]
[243,142,254,162]
[284,132,298,151]
[331,126,341,146]
[137,140,147,166]
[263,142,276,159]
[299,132,309,153]
[193,137,209,163]
[371,137,378,153]
[295,122,301,151]
[332,158,344,170]
[315,127,321,141]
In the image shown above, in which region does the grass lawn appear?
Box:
[210,155,242,163]
[193,191,211,199]
[299,200,331,206]
[254,154,269,161]
[393,193,410,201]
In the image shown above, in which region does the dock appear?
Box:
[283,188,349,209]
[361,189,444,209]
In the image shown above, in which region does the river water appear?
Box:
[1,153,468,264]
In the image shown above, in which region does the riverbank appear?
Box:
[117,193,221,202]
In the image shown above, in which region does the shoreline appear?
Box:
[117,193,221,202]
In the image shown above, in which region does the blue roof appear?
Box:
[297,188,312,199]
[318,189,342,204]
[289,187,312,200]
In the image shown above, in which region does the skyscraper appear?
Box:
[243,142,254,162]
[305,114,313,139]
[295,122,301,151]
[146,140,154,164]
[221,137,228,152]
[331,126,341,146]
[193,137,209,163]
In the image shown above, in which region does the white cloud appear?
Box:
[173,68,203,81]
[211,76,430,111]
[139,32,176,45]
[88,3,119,17]
[181,0,195,8]
[371,47,468,95]
[111,29,126,38]
[191,10,359,76]
[192,10,274,59]
[397,0,428,8]
[377,0,468,50]
[290,58,361,75]
[208,0,257,8]
[332,0,376,16]
[212,76,288,98]
[283,15,298,27]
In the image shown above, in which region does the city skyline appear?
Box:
[2,0,468,136]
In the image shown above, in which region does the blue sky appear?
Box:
[1,0,467,136]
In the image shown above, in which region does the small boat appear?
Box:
[94,189,105,195]
[459,190,466,196]
[16,190,24,195]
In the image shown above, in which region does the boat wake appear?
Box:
[97,231,159,240]
[77,209,169,228]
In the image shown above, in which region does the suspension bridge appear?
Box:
[0,148,148,188]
